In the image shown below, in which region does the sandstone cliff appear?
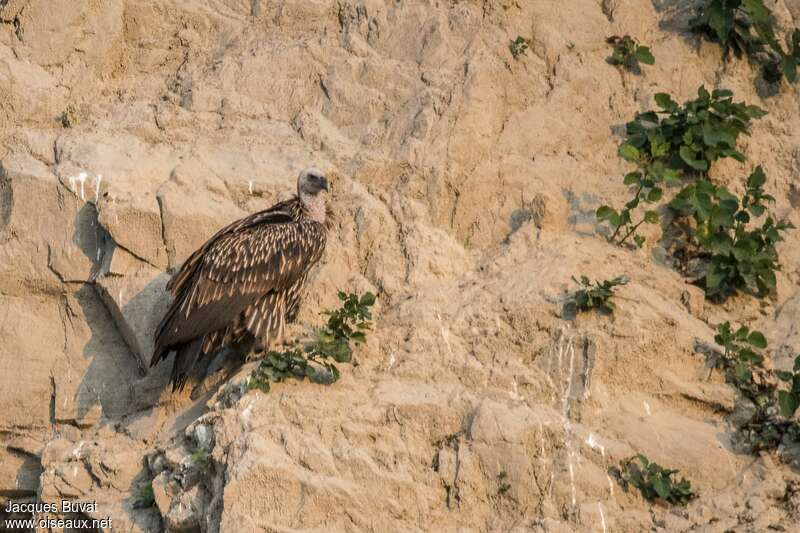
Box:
[1,1,799,531]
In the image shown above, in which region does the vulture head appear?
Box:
[297,166,330,225]
[297,167,329,197]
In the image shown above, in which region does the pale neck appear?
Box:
[299,192,326,224]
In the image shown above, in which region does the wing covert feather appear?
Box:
[157,220,326,348]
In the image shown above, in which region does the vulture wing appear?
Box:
[152,211,326,368]
[165,199,298,296]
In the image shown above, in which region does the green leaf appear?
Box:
[745,105,767,119]
[746,331,767,349]
[623,172,642,185]
[644,210,660,224]
[646,188,663,202]
[359,292,376,306]
[707,6,733,46]
[778,390,800,418]
[652,476,671,499]
[596,206,621,227]
[619,143,641,161]
[742,0,770,24]
[654,93,677,111]
[635,46,655,65]
[702,126,736,148]
[735,363,752,384]
[679,146,709,170]
[782,56,798,83]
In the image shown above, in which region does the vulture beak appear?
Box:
[320,176,329,192]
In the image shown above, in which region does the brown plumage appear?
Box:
[152,167,332,391]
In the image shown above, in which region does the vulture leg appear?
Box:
[190,332,258,399]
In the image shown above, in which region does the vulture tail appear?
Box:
[170,337,205,392]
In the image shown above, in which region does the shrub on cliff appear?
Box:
[248,291,376,392]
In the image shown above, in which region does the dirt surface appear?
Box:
[1,1,799,532]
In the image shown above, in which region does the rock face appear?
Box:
[1,0,799,531]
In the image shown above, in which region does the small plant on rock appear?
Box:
[690,0,800,85]
[623,88,765,173]
[133,482,155,509]
[670,167,793,299]
[597,87,765,248]
[189,448,211,474]
[714,321,773,405]
[606,35,655,71]
[567,275,629,314]
[59,105,79,128]
[615,454,697,506]
[509,36,529,59]
[776,355,800,420]
[712,322,800,451]
[248,291,376,392]
[496,471,511,496]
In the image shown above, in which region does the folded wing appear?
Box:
[152,216,326,369]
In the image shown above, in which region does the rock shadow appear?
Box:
[651,0,702,44]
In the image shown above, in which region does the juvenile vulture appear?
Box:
[152,167,332,391]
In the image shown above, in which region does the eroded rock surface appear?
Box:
[1,1,799,531]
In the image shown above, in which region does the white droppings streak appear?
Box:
[72,441,85,459]
[598,502,607,533]
[535,415,546,456]
[69,172,88,201]
[94,174,103,201]
[558,335,578,509]
[585,433,605,456]
[77,172,87,200]
[387,352,396,370]
[567,451,576,507]
[240,399,255,425]
[586,433,615,496]
[644,401,652,416]
[248,180,253,194]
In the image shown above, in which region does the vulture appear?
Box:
[151,167,332,391]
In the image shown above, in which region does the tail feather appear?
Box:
[170,337,205,392]
[152,301,181,368]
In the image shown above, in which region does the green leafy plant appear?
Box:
[712,322,800,451]
[615,455,696,505]
[775,355,800,420]
[606,35,655,71]
[248,291,376,392]
[509,36,529,59]
[690,0,800,84]
[59,105,79,128]
[133,482,155,509]
[670,167,793,299]
[620,87,764,175]
[568,275,629,313]
[597,86,765,247]
[497,471,511,496]
[713,321,773,406]
[596,191,663,248]
[190,448,211,474]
